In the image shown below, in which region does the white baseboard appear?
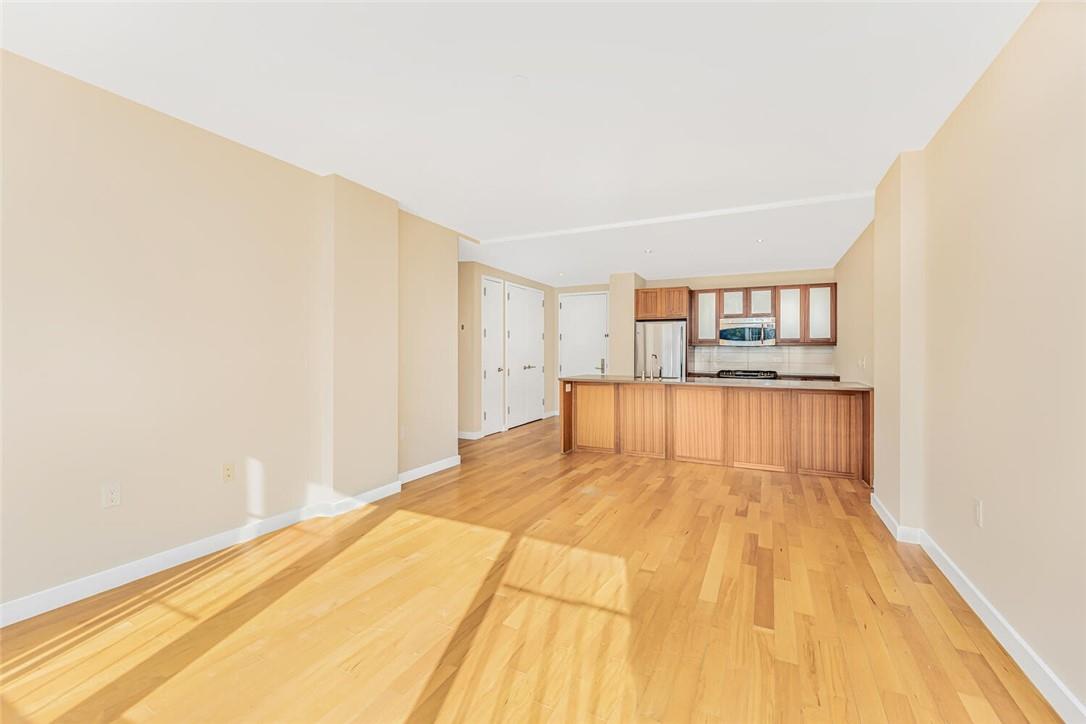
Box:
[870,493,924,543]
[399,455,461,484]
[458,430,484,440]
[542,410,558,419]
[870,497,1085,722]
[0,479,403,628]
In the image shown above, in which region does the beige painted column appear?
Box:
[873,151,926,529]
[322,175,401,498]
[607,272,645,376]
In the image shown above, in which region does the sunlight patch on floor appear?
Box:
[434,536,636,723]
[0,507,509,723]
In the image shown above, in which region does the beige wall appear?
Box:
[873,157,904,526]
[833,224,874,384]
[606,273,645,376]
[918,2,1085,704]
[873,151,926,528]
[398,212,459,472]
[2,51,323,600]
[555,283,609,295]
[0,52,457,603]
[457,261,558,434]
[328,176,400,497]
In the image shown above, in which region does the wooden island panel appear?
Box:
[727,388,791,472]
[573,382,617,452]
[793,390,863,477]
[670,386,725,464]
[561,379,871,483]
[618,384,667,458]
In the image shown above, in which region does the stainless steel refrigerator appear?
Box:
[635,321,687,380]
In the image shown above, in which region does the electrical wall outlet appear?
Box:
[222,463,236,483]
[974,498,984,528]
[101,483,121,508]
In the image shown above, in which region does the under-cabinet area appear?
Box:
[560,376,871,481]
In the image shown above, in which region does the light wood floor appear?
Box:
[0,418,1059,723]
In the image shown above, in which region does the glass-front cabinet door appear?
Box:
[721,289,746,318]
[748,287,775,317]
[776,286,803,344]
[691,289,720,345]
[806,284,836,343]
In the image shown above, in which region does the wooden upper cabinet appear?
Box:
[748,287,775,317]
[719,287,776,319]
[690,289,720,344]
[776,286,804,344]
[775,283,836,345]
[635,288,661,320]
[720,289,746,318]
[636,287,689,320]
[806,283,836,344]
[661,287,689,318]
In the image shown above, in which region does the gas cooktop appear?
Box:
[716,369,780,379]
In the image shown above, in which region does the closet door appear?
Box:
[505,283,545,427]
[481,277,505,435]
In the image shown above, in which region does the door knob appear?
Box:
[497,367,504,372]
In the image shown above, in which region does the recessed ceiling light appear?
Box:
[756,238,764,244]
[558,272,565,277]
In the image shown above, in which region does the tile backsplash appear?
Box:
[692,346,835,376]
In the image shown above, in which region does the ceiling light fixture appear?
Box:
[644,248,653,254]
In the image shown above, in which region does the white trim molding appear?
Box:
[0,479,403,628]
[482,191,874,243]
[870,493,924,543]
[458,430,484,440]
[870,496,1086,722]
[542,410,559,420]
[398,455,461,484]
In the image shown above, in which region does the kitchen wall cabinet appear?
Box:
[719,287,776,319]
[806,283,836,343]
[690,289,720,344]
[720,289,746,318]
[635,286,689,320]
[748,287,775,317]
[775,283,836,345]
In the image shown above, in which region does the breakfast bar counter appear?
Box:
[559,375,872,482]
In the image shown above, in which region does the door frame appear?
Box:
[504,281,545,429]
[480,275,507,435]
[558,291,609,377]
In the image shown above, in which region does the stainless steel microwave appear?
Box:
[719,317,776,346]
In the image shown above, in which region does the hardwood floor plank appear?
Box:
[0,418,1060,723]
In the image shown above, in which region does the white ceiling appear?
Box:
[2,2,1034,285]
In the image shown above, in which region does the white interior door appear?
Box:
[505,283,545,428]
[559,293,608,376]
[481,277,505,436]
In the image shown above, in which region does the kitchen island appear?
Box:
[559,375,873,482]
